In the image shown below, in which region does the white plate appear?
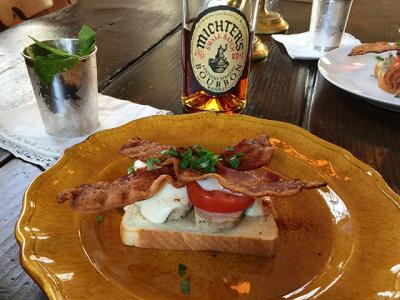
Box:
[318,45,399,111]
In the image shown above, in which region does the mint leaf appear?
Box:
[29,36,75,58]
[33,55,79,85]
[180,277,190,295]
[78,25,96,56]
[178,263,187,277]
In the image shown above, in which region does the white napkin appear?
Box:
[272,31,361,60]
[0,94,171,169]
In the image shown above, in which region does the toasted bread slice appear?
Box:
[120,204,279,257]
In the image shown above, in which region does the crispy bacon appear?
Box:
[58,166,183,213]
[220,135,274,170]
[58,156,327,213]
[348,42,399,56]
[119,135,274,171]
[119,139,173,160]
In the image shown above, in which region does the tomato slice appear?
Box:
[186,181,254,213]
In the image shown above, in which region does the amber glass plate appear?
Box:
[16,113,400,299]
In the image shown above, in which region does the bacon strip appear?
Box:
[119,135,274,171]
[119,139,173,160]
[57,166,183,213]
[220,135,274,170]
[58,157,327,213]
[348,42,399,56]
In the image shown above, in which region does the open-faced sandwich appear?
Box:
[58,135,326,257]
[349,42,400,97]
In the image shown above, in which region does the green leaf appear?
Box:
[178,263,187,277]
[127,164,135,175]
[146,157,161,171]
[96,215,104,223]
[33,55,79,85]
[29,36,75,58]
[226,145,234,151]
[180,149,193,169]
[397,40,400,47]
[230,153,244,169]
[375,55,385,61]
[160,147,179,158]
[180,277,190,295]
[78,25,96,56]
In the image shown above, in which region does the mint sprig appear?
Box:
[78,25,96,56]
[28,25,96,85]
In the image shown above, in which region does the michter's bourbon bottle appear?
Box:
[182,3,256,113]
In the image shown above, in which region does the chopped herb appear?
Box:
[146,157,161,170]
[160,147,180,158]
[28,25,95,85]
[180,277,190,295]
[226,145,234,151]
[178,263,187,277]
[370,74,377,78]
[375,56,385,61]
[180,148,193,169]
[230,153,244,169]
[127,164,135,175]
[96,215,104,223]
[397,40,400,47]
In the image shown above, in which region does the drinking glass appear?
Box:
[22,39,99,138]
[309,0,353,51]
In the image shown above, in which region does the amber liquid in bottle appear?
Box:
[182,27,253,114]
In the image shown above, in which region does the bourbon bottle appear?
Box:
[182,4,256,114]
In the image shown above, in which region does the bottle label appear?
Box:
[189,6,250,95]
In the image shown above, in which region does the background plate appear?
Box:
[318,46,400,111]
[16,113,400,299]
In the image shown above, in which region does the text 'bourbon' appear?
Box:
[182,6,254,114]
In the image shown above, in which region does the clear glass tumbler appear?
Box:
[182,0,260,113]
[309,0,353,51]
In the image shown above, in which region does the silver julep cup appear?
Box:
[22,39,99,138]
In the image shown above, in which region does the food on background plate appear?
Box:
[58,135,326,257]
[349,42,400,97]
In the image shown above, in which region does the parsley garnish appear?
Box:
[180,277,190,295]
[180,148,193,169]
[96,215,104,223]
[178,263,190,295]
[127,164,135,175]
[181,145,221,173]
[28,25,95,85]
[160,147,180,158]
[230,153,244,169]
[178,263,187,277]
[162,144,246,173]
[146,157,161,170]
[375,56,385,61]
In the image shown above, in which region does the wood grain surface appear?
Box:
[0,160,43,300]
[0,0,399,299]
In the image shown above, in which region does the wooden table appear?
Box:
[0,0,398,298]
